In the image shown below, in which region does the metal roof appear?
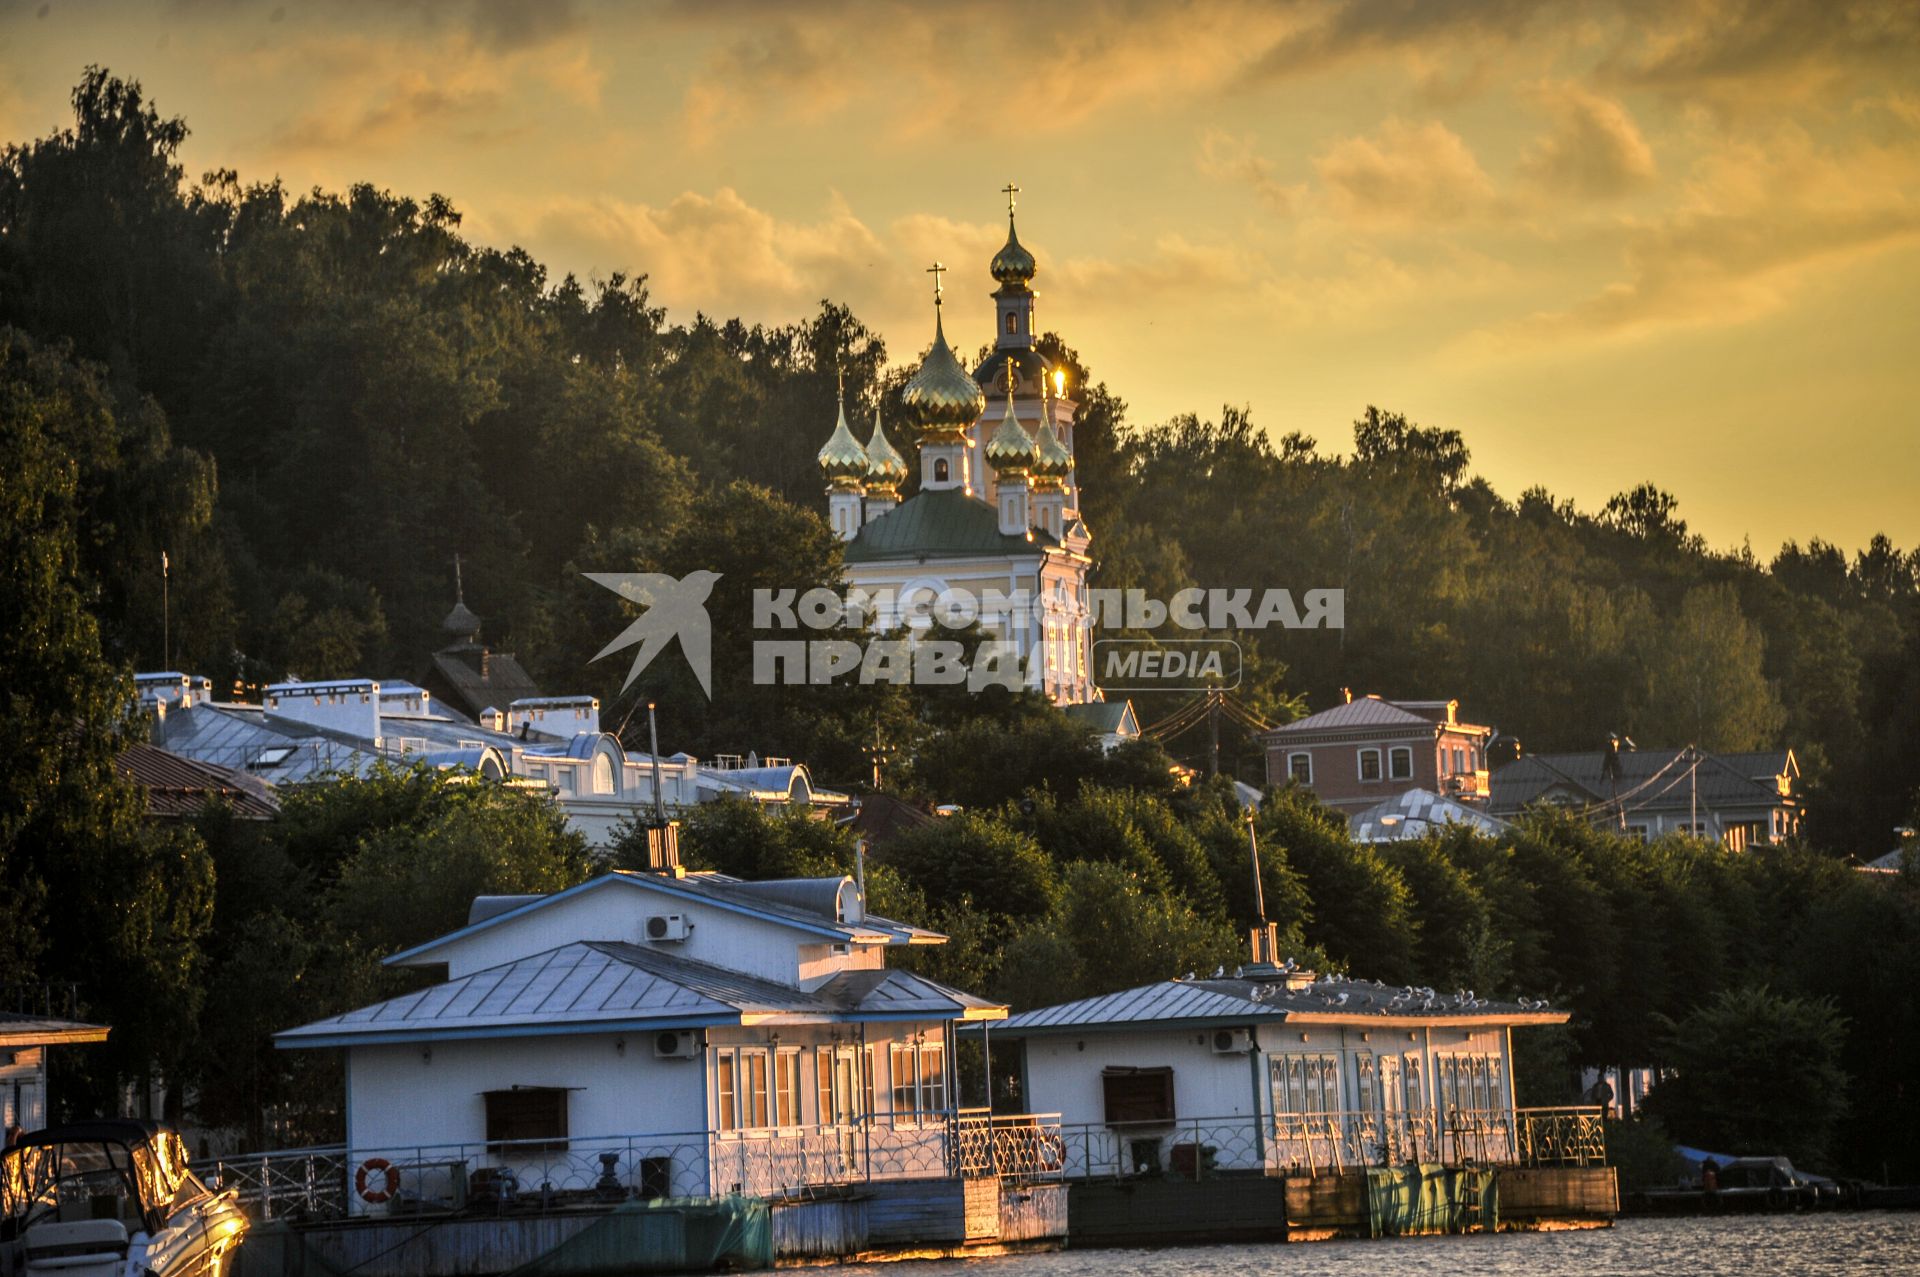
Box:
[277,940,1001,1048]
[1264,696,1436,735]
[384,871,944,970]
[1062,700,1137,736]
[0,1012,111,1049]
[1488,748,1796,816]
[844,488,1057,564]
[991,974,1566,1037]
[1348,788,1510,844]
[150,702,383,783]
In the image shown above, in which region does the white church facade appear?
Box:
[817,189,1097,705]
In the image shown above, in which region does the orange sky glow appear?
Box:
[3,0,1917,553]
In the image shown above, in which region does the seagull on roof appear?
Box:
[1213,965,1225,978]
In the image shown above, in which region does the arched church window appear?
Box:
[1005,313,1017,335]
[935,458,950,482]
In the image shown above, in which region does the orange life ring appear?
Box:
[356,1157,399,1203]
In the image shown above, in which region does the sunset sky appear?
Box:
[3,0,1917,554]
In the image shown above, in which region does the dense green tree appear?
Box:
[882,813,1059,925]
[0,328,217,1114]
[1638,583,1786,751]
[1642,987,1849,1169]
[995,862,1242,1012]
[1258,788,1418,981]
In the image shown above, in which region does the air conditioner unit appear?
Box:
[644,914,691,942]
[653,1030,701,1059]
[1211,1028,1254,1055]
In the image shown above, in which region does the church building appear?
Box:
[817,187,1097,704]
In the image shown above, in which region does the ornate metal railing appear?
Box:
[194,1114,1066,1221]
[1048,1107,1606,1181]
[952,1110,1065,1182]
[1513,1106,1607,1166]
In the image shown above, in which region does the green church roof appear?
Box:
[844,488,1058,564]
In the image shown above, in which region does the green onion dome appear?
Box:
[864,409,908,496]
[816,393,869,488]
[1031,411,1072,485]
[899,306,986,442]
[991,216,1037,289]
[985,387,1036,476]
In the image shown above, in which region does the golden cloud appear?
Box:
[528,188,888,317]
[1519,82,1658,198]
[1314,117,1497,223]
[1468,124,1920,348]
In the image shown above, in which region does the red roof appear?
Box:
[116,744,281,820]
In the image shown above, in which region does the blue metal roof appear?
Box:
[383,872,941,970]
[277,940,1001,1048]
[989,975,1567,1037]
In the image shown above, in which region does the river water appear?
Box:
[835,1213,1920,1276]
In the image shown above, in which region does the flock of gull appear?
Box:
[1177,965,1553,1015]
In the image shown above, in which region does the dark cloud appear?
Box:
[1604,0,1920,90]
[1239,0,1554,85]
[468,0,580,51]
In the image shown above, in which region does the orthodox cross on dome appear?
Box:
[926,260,947,303]
[1004,357,1019,396]
[1001,180,1020,219]
[453,552,464,603]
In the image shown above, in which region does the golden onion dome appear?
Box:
[1031,411,1072,479]
[899,305,986,439]
[816,392,869,484]
[991,211,1037,288]
[864,410,908,485]
[986,390,1036,471]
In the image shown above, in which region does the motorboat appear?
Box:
[0,1120,247,1277]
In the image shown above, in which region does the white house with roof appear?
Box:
[134,673,847,847]
[2,1005,110,1135]
[275,859,1007,1212]
[983,928,1569,1179]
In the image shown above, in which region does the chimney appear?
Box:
[641,821,683,875]
[507,696,600,739]
[264,679,382,746]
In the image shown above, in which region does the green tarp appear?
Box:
[1364,1165,1499,1237]
[504,1197,770,1276]
[231,1196,771,1277]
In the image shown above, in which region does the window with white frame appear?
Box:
[1354,1054,1377,1116]
[774,1050,801,1128]
[889,1043,918,1123]
[714,1047,773,1132]
[1288,752,1312,784]
[716,1052,739,1133]
[1388,747,1413,780]
[919,1043,948,1118]
[1358,749,1382,782]
[1269,1053,1342,1117]
[743,1049,771,1129]
[887,1040,948,1124]
[1437,1053,1498,1115]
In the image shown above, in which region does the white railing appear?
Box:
[1050,1108,1606,1181]
[195,1114,1065,1221]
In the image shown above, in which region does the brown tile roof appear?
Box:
[116,744,281,820]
